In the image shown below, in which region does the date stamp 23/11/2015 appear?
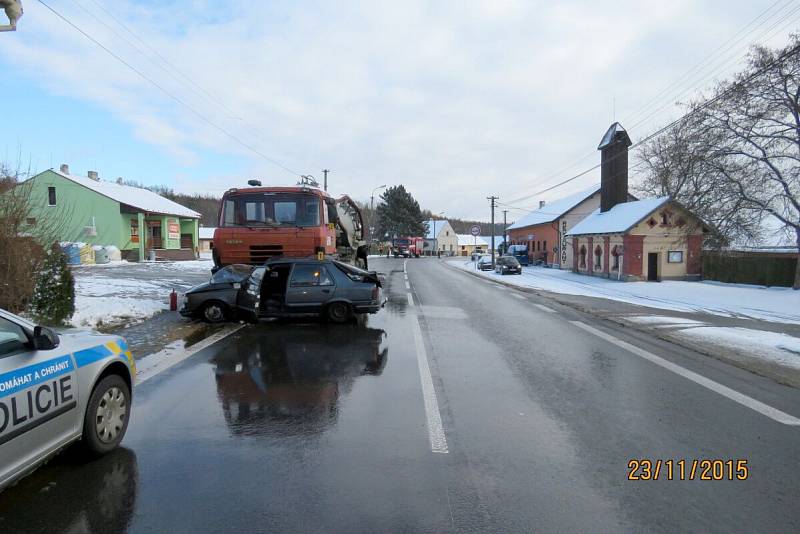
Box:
[627,459,749,481]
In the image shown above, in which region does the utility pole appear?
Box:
[502,210,508,255]
[322,169,329,191]
[487,196,498,266]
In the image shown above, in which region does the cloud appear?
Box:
[1,0,794,219]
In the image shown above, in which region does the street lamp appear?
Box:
[432,211,444,257]
[370,185,387,246]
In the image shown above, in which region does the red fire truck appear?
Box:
[392,236,424,258]
[212,179,366,269]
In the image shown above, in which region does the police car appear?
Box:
[0,308,135,491]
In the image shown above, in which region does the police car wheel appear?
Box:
[201,301,228,323]
[82,375,130,457]
[326,302,351,323]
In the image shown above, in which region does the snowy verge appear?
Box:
[70,297,166,328]
[676,327,800,371]
[450,260,800,324]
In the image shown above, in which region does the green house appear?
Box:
[25,165,201,261]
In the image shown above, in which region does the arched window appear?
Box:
[579,245,587,268]
[612,245,620,270]
[594,245,602,269]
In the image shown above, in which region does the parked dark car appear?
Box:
[239,258,384,323]
[180,264,254,322]
[477,255,494,270]
[181,258,384,324]
[494,255,522,275]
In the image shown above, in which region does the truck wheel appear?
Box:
[326,302,351,323]
[201,301,229,323]
[81,375,130,457]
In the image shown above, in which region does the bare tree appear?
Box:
[0,161,77,312]
[635,116,762,247]
[637,36,800,288]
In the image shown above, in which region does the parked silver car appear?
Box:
[0,308,135,492]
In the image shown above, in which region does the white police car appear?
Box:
[0,308,135,491]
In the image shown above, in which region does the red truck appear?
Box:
[392,237,424,258]
[212,179,367,269]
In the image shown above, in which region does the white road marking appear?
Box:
[411,315,449,453]
[407,293,414,306]
[405,281,411,290]
[136,324,245,384]
[403,259,408,273]
[534,303,556,313]
[511,293,526,300]
[571,321,800,426]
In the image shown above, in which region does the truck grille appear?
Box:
[250,245,283,263]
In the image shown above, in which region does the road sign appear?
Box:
[470,225,481,236]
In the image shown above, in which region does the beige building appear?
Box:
[565,122,707,281]
[198,227,215,252]
[424,219,458,256]
[567,197,706,281]
[457,234,488,256]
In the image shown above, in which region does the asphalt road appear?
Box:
[1,257,798,533]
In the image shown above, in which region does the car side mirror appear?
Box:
[33,325,60,351]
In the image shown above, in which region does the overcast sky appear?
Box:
[1,0,796,220]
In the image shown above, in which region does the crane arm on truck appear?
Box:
[333,195,368,268]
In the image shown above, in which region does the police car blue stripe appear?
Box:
[73,344,114,368]
[0,355,74,399]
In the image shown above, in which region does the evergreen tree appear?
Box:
[29,243,75,326]
[375,185,426,240]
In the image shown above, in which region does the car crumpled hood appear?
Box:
[186,282,227,294]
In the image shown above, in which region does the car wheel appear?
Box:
[326,301,351,323]
[201,301,229,323]
[81,375,130,457]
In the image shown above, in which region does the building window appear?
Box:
[579,245,587,268]
[26,217,36,226]
[612,246,620,270]
[594,245,602,269]
[668,250,684,263]
[446,231,449,236]
[47,186,56,206]
[543,240,547,254]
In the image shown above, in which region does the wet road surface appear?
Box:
[1,257,799,532]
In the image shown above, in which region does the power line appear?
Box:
[69,0,242,122]
[36,0,301,177]
[505,39,800,205]
[506,2,799,204]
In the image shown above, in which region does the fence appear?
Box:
[702,250,797,287]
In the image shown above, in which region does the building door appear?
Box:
[147,222,162,249]
[647,253,659,281]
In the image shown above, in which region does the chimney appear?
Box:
[59,164,69,174]
[88,170,99,181]
[597,122,632,213]
[539,200,546,209]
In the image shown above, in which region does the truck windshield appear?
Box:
[395,239,410,246]
[221,193,321,228]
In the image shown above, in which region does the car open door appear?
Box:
[237,266,266,315]
[285,264,335,313]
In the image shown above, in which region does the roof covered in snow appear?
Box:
[51,169,201,218]
[566,197,670,236]
[507,185,600,230]
[457,234,489,246]
[199,227,216,239]
[597,122,632,150]
[424,219,451,239]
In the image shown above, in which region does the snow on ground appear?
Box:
[676,327,800,370]
[69,260,213,328]
[452,260,800,324]
[623,316,708,328]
